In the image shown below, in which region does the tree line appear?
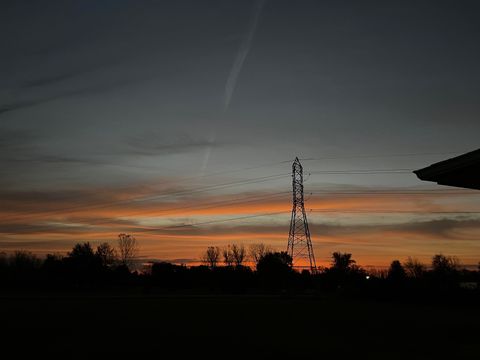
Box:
[0,234,139,289]
[1,237,479,297]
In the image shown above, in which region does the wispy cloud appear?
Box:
[224,0,267,111]
[22,63,110,89]
[0,78,136,117]
[1,180,479,266]
[201,0,267,175]
[0,128,36,150]
[4,215,480,265]
[126,132,223,156]
[2,185,478,221]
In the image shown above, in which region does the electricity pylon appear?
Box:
[287,157,317,273]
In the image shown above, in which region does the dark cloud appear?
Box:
[0,180,206,214]
[0,78,136,116]
[126,132,225,156]
[0,222,91,235]
[134,217,480,241]
[390,218,480,239]
[24,71,91,89]
[316,218,480,240]
[0,128,36,150]
[0,216,143,235]
[0,188,104,208]
[0,153,107,166]
[0,239,78,250]
[0,100,44,115]
[23,62,113,89]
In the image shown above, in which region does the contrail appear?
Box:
[224,0,267,111]
[200,0,266,176]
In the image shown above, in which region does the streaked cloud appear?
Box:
[1,184,479,266]
[224,0,266,111]
[126,132,225,156]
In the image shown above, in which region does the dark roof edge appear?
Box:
[414,148,480,181]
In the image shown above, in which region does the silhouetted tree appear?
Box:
[403,257,426,279]
[324,252,366,289]
[150,262,187,288]
[96,242,117,267]
[232,244,246,267]
[387,260,406,282]
[431,254,460,287]
[43,253,64,271]
[201,246,220,268]
[4,251,41,285]
[69,242,95,259]
[222,245,234,267]
[367,268,388,279]
[118,233,139,269]
[331,252,355,272]
[0,251,7,269]
[41,253,65,286]
[256,251,293,276]
[432,254,459,274]
[9,251,41,272]
[249,243,273,266]
[66,243,102,277]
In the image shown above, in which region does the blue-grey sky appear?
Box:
[1,0,480,266]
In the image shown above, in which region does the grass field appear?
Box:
[1,293,478,359]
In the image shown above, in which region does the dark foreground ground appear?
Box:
[1,293,478,359]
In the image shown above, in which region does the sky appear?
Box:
[1,0,480,268]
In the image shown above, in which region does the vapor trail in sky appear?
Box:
[201,0,267,175]
[224,0,266,111]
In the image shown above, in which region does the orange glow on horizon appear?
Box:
[1,189,480,267]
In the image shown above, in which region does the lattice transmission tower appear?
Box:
[287,157,317,273]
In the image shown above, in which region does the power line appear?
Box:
[309,169,413,174]
[4,204,479,237]
[1,167,421,222]
[300,151,467,161]
[2,151,446,212]
[123,191,290,218]
[309,209,480,214]
[5,185,478,227]
[1,193,291,235]
[308,190,479,195]
[77,191,290,227]
[1,173,290,222]
[122,208,480,235]
[91,208,480,232]
[0,159,293,213]
[158,211,289,230]
[98,211,290,235]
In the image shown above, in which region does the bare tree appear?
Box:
[222,245,234,267]
[201,246,220,268]
[117,233,139,268]
[249,243,273,266]
[231,244,246,267]
[403,257,426,278]
[432,254,460,274]
[9,250,41,270]
[96,242,117,267]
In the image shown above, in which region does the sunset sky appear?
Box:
[1,0,480,268]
